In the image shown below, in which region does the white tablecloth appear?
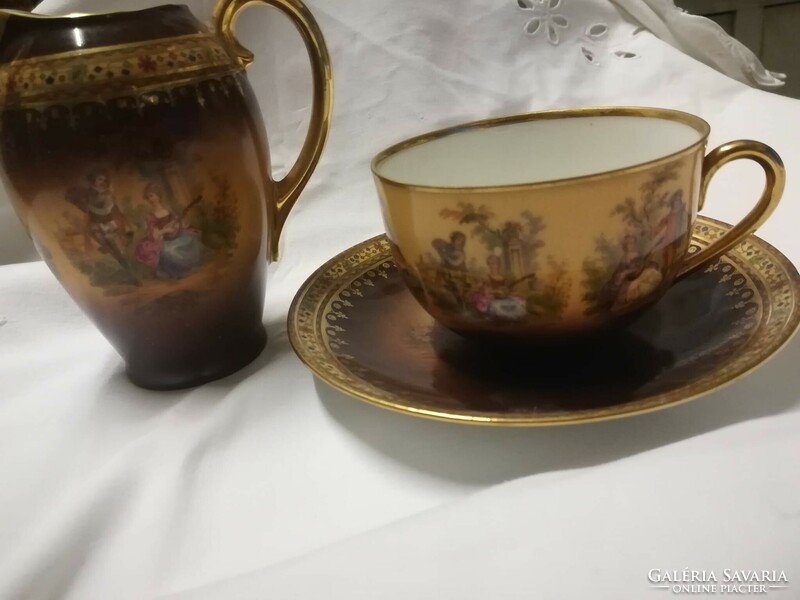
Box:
[1,1,798,599]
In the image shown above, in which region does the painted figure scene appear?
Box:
[582,164,689,315]
[53,158,240,294]
[415,202,571,322]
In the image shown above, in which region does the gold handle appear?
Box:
[213,0,333,260]
[679,140,785,276]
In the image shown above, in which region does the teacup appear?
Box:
[371,107,784,339]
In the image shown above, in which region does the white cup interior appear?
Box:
[375,114,706,187]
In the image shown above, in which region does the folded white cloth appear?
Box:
[613,0,786,88]
[161,393,800,599]
[0,1,798,599]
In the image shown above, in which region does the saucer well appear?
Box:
[288,217,800,426]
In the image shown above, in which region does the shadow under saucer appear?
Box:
[428,326,674,413]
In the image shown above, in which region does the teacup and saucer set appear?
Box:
[0,3,798,421]
[288,108,800,425]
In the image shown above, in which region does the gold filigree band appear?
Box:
[0,32,238,108]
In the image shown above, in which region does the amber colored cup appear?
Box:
[372,107,784,340]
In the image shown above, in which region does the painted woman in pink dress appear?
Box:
[134,183,205,278]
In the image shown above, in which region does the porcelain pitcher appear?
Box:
[0,1,332,388]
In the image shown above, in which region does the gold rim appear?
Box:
[371,106,711,193]
[288,218,800,426]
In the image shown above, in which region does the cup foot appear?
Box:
[445,311,641,349]
[125,325,267,391]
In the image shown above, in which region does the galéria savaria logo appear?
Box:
[648,569,790,595]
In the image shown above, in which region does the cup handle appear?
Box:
[679,140,785,277]
[213,0,333,260]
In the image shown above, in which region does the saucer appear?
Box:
[288,217,800,426]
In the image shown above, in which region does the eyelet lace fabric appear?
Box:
[518,0,643,67]
[515,0,784,88]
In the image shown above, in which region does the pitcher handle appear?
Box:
[213,0,333,260]
[679,140,785,277]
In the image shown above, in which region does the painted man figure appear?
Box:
[432,231,467,271]
[66,168,134,272]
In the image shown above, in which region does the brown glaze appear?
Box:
[0,1,40,13]
[288,220,800,425]
[0,3,331,389]
[0,6,201,60]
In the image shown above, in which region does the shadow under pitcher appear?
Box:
[0,0,332,389]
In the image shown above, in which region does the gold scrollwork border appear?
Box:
[1,32,239,108]
[288,217,800,426]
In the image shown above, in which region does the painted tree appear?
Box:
[581,162,683,311]
[440,202,545,278]
[611,163,679,254]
